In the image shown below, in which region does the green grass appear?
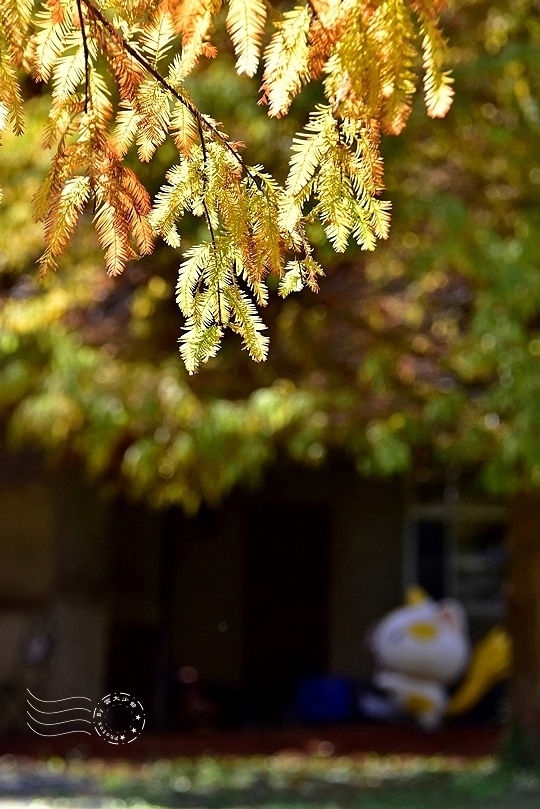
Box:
[2,755,540,809]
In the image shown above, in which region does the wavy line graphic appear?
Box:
[26,724,92,736]
[26,689,94,737]
[27,712,92,726]
[27,703,92,715]
[27,689,91,703]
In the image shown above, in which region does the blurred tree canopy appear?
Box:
[1,0,539,512]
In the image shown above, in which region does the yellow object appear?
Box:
[404,693,435,717]
[446,626,512,716]
[405,585,431,606]
[409,622,438,641]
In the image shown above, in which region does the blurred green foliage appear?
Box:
[1,0,540,507]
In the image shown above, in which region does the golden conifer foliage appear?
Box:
[0,0,452,371]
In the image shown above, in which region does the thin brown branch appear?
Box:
[76,0,91,112]
[305,0,318,19]
[196,116,223,326]
[195,118,215,244]
[80,0,251,178]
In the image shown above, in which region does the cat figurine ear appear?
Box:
[405,585,430,606]
[439,599,468,635]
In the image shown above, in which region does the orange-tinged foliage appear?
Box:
[0,0,452,370]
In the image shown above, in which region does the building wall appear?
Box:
[0,470,110,705]
[0,483,54,608]
[47,477,110,703]
[0,481,55,685]
[171,503,243,685]
[166,464,405,687]
[328,476,404,679]
[0,458,407,724]
[250,465,405,681]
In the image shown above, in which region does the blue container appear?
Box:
[296,675,352,722]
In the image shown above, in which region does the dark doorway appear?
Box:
[107,624,158,719]
[416,520,447,600]
[105,500,164,728]
[242,501,331,722]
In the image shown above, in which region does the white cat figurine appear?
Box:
[370,590,471,729]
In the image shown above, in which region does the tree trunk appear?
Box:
[506,492,540,766]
